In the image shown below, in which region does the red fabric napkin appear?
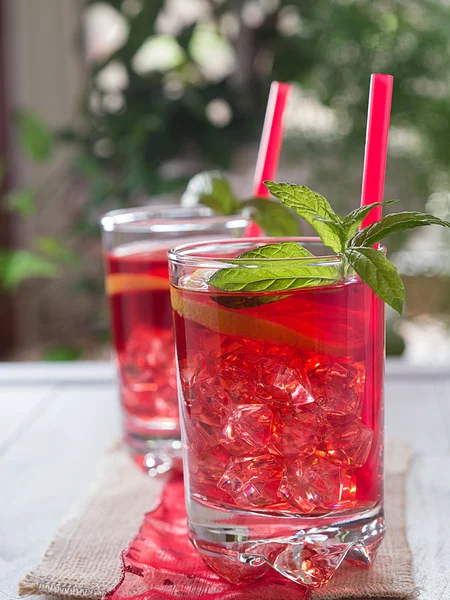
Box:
[109,474,309,600]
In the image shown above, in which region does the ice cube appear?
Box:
[308,361,362,419]
[279,455,353,514]
[221,405,274,455]
[320,420,374,467]
[179,352,207,387]
[190,444,231,485]
[218,454,283,508]
[271,406,326,457]
[182,268,217,291]
[185,418,220,455]
[256,358,314,407]
[219,338,261,363]
[120,326,174,386]
[189,380,231,426]
[275,542,352,588]
[216,363,257,404]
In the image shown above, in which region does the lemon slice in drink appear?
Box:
[170,286,358,356]
[106,273,170,295]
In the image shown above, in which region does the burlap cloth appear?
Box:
[19,441,414,600]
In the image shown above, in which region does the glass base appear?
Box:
[188,499,385,587]
[124,414,182,476]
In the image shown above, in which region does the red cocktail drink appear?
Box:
[106,244,177,439]
[101,207,250,472]
[170,238,385,587]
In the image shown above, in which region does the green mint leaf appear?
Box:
[313,215,347,248]
[242,198,302,236]
[265,181,344,253]
[313,216,338,224]
[344,247,405,314]
[208,242,339,293]
[209,243,315,307]
[351,212,450,248]
[181,171,239,215]
[343,200,399,239]
[209,263,338,293]
[236,241,315,260]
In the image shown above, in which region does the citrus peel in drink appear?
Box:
[170,286,360,357]
[106,273,170,295]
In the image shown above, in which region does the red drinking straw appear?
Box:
[360,74,394,227]
[360,74,393,471]
[252,81,291,199]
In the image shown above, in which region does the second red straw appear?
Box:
[253,81,291,198]
[360,73,394,227]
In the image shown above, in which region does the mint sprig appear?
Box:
[265,182,342,252]
[344,247,405,314]
[181,170,302,236]
[208,241,339,293]
[350,211,450,248]
[342,200,398,239]
[208,182,450,313]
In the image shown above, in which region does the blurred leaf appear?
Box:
[93,0,164,70]
[181,171,239,215]
[36,237,80,266]
[43,346,82,362]
[0,250,59,290]
[74,154,102,179]
[243,198,303,236]
[16,110,53,161]
[3,189,35,216]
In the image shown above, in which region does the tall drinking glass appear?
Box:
[101,207,250,472]
[169,237,385,588]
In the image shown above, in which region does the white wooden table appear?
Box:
[0,360,449,600]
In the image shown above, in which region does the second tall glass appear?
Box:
[101,206,249,472]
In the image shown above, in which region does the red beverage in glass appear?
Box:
[106,244,178,439]
[170,238,385,588]
[101,206,250,472]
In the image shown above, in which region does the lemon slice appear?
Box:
[170,287,358,356]
[106,273,170,295]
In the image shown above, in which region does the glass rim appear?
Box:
[100,204,249,233]
[168,237,346,267]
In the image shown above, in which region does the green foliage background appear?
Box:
[68,0,450,233]
[3,0,450,357]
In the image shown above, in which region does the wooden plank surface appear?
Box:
[0,377,120,599]
[0,384,56,455]
[0,361,448,600]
